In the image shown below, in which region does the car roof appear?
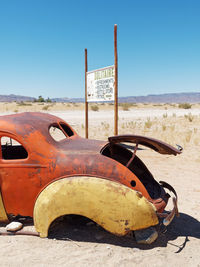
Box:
[0,112,75,140]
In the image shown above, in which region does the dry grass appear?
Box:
[0,102,200,149]
[0,101,200,113]
[72,107,200,149]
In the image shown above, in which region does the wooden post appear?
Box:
[85,48,88,138]
[114,24,118,135]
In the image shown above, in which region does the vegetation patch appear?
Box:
[17,101,32,106]
[120,103,132,111]
[144,117,153,129]
[91,105,99,111]
[178,103,192,109]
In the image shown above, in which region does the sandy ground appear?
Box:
[0,104,200,266]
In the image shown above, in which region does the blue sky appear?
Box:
[0,0,200,98]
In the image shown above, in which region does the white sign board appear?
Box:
[87,66,115,102]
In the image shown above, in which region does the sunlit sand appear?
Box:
[0,102,199,266]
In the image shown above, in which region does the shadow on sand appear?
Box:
[48,212,200,252]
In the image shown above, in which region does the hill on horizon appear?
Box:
[0,92,200,103]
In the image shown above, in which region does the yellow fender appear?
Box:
[0,191,8,223]
[34,176,158,238]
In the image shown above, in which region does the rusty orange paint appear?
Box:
[0,112,179,220]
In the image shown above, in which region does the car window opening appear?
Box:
[49,125,67,141]
[49,123,74,142]
[60,123,74,137]
[1,136,28,160]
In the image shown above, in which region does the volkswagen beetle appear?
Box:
[0,112,181,244]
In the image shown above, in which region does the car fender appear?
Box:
[0,190,8,223]
[33,176,158,238]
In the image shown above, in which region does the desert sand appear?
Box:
[0,103,199,266]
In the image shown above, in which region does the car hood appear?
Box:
[108,135,182,155]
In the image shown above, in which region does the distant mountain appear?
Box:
[118,92,200,103]
[51,97,84,103]
[0,94,35,102]
[0,92,200,103]
[52,92,200,103]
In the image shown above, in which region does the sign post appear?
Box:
[85,48,88,139]
[85,25,118,138]
[114,24,118,135]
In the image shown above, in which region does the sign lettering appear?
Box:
[87,66,115,102]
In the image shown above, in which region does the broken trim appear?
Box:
[108,135,182,155]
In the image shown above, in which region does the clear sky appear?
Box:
[0,0,200,98]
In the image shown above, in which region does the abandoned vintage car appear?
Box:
[0,112,181,244]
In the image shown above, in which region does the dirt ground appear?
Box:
[0,104,199,266]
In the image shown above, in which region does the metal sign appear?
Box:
[87,66,115,102]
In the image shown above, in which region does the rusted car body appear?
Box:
[0,112,181,242]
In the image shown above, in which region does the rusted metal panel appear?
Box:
[0,112,180,241]
[108,134,182,155]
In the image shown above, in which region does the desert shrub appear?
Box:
[185,130,192,143]
[42,105,50,110]
[120,103,132,111]
[91,105,99,111]
[101,122,110,130]
[184,113,194,122]
[144,117,153,129]
[153,104,162,107]
[34,96,53,103]
[17,101,32,106]
[170,125,175,131]
[178,103,192,109]
[163,113,168,118]
[36,95,45,102]
[169,103,176,107]
[46,97,52,103]
[162,124,166,131]
[127,121,136,128]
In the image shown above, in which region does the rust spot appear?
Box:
[124,220,129,226]
[136,191,143,198]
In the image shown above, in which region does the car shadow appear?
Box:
[48,212,200,251]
